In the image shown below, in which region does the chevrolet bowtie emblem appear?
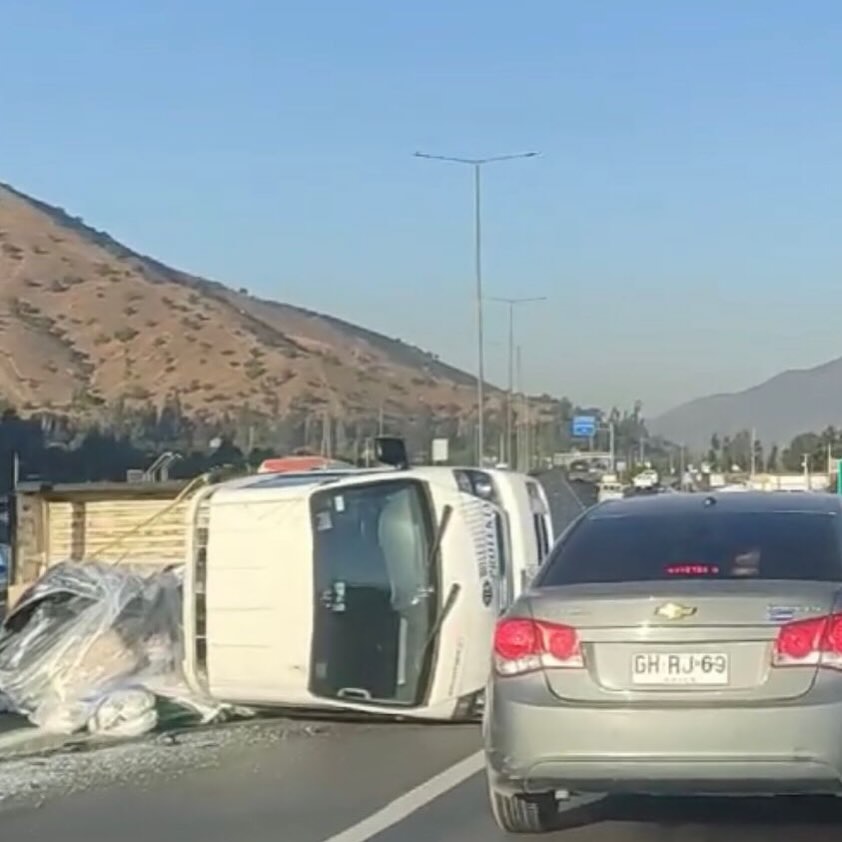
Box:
[655,602,697,621]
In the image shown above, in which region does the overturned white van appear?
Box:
[181,467,510,720]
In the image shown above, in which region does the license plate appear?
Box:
[631,652,729,686]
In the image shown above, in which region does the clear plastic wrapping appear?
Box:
[0,562,236,735]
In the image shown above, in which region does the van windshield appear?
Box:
[537,510,842,586]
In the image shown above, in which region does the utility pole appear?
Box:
[749,427,757,479]
[515,345,522,470]
[321,412,332,458]
[414,150,539,466]
[679,443,686,490]
[488,295,546,466]
[516,345,529,470]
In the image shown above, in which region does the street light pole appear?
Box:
[679,443,686,490]
[516,344,523,469]
[414,150,539,466]
[474,164,484,467]
[489,295,546,467]
[512,345,526,469]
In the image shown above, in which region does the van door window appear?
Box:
[533,513,550,561]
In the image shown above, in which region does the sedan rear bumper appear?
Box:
[485,681,842,796]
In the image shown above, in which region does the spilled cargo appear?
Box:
[0,562,243,736]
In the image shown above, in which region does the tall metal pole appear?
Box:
[679,443,686,490]
[414,151,539,466]
[489,296,546,466]
[516,345,525,470]
[473,164,485,468]
[506,302,514,463]
[750,427,757,478]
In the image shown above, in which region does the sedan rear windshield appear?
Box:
[537,510,842,586]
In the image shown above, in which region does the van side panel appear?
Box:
[424,489,501,709]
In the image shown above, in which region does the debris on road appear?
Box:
[0,717,331,810]
[0,562,250,737]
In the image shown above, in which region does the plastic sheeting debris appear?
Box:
[88,688,158,738]
[0,562,243,736]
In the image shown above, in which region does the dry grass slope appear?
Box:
[0,183,500,422]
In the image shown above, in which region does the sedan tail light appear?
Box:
[493,618,584,676]
[772,612,842,670]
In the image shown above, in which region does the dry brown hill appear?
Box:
[0,183,501,423]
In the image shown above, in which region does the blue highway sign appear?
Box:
[571,415,597,438]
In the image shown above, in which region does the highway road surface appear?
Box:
[3,717,842,840]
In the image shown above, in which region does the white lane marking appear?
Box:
[320,749,484,842]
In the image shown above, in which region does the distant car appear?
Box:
[632,468,659,489]
[623,484,666,497]
[597,481,624,503]
[484,491,842,833]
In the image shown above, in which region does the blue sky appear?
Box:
[4,1,842,414]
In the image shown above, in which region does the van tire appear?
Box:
[488,781,557,834]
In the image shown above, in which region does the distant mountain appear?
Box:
[650,357,842,448]
[0,182,504,422]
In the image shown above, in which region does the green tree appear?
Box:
[782,432,821,472]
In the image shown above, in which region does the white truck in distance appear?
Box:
[632,468,659,489]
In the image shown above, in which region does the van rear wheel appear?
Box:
[487,780,557,834]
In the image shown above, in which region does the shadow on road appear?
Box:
[553,794,842,831]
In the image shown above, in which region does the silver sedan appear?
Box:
[484,491,842,833]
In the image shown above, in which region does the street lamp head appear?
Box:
[488,294,548,305]
[413,151,477,164]
[414,150,540,166]
[478,152,540,164]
